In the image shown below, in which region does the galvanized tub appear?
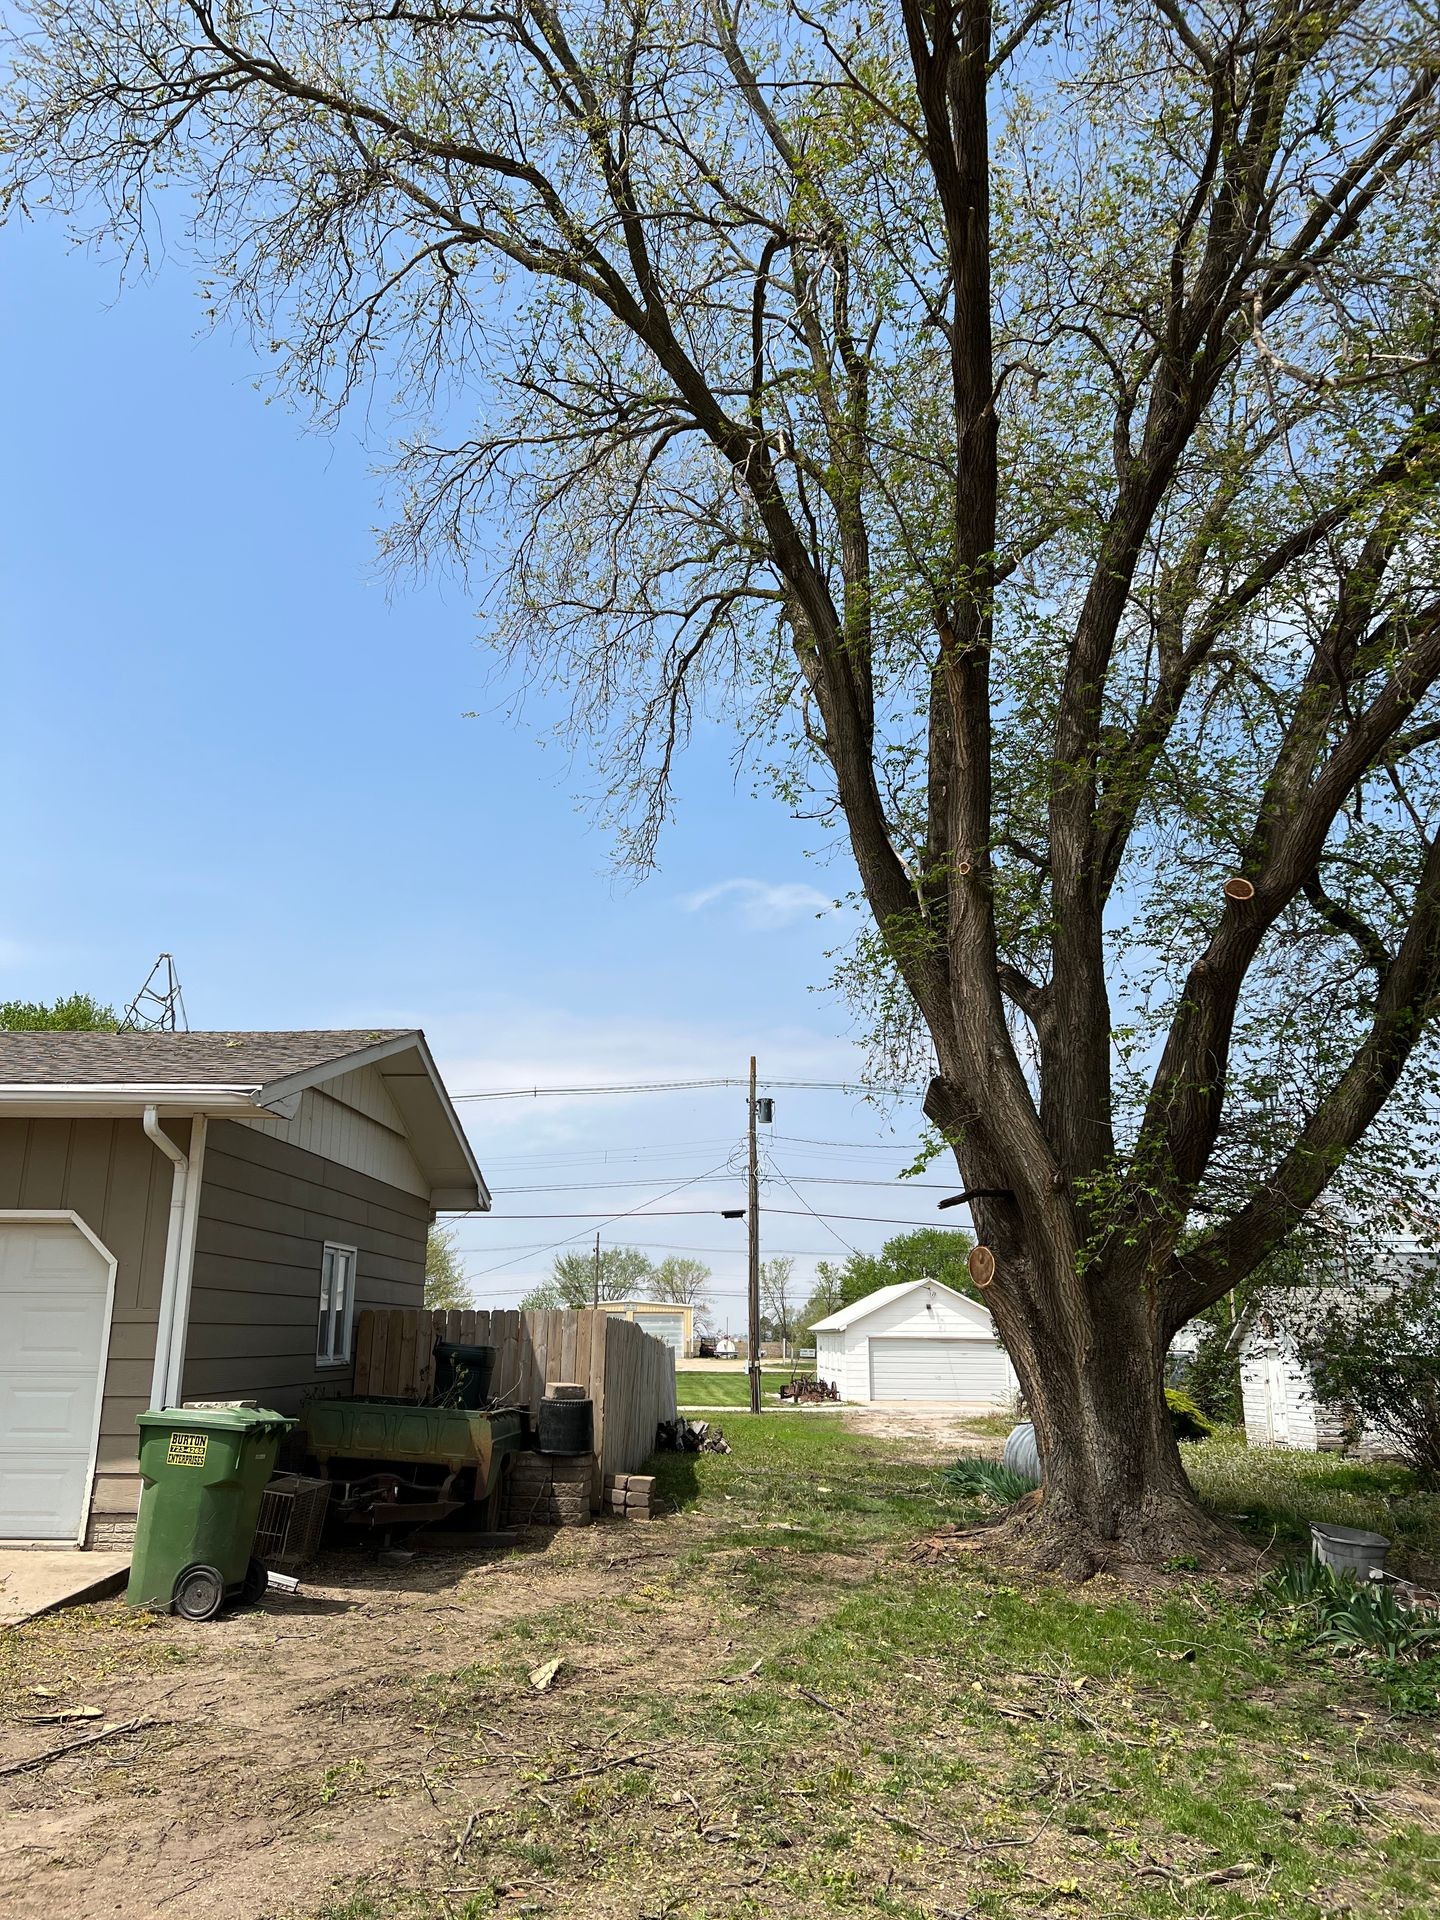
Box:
[1311,1522,1391,1580]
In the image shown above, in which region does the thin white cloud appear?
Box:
[425,1003,864,1134]
[678,877,838,930]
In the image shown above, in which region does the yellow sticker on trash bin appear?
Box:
[166,1432,208,1468]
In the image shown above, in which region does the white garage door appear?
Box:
[0,1221,111,1539]
[868,1337,1008,1402]
[633,1312,684,1359]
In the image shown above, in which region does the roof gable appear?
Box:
[810,1277,990,1333]
[0,1028,487,1211]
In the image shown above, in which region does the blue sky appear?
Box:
[0,219,955,1322]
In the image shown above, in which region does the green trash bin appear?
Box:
[127,1406,294,1620]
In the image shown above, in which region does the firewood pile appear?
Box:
[655,1417,731,1454]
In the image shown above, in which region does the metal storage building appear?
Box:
[597,1299,694,1360]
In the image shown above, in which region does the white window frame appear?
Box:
[316,1242,358,1367]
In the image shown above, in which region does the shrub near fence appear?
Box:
[350,1306,677,1506]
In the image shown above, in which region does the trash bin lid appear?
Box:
[136,1406,293,1437]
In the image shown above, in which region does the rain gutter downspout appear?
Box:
[144,1105,188,1410]
[164,1115,208,1407]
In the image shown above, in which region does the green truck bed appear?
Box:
[300,1400,524,1497]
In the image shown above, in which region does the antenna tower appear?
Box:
[121,953,189,1032]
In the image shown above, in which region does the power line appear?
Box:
[463,1157,739,1281]
[771,1133,923,1152]
[479,1136,740,1168]
[459,1241,843,1262]
[477,1134,923,1170]
[453,1076,925,1102]
[489,1172,957,1195]
[767,1163,862,1257]
[476,1205,953,1226]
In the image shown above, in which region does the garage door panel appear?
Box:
[0,1222,111,1539]
[633,1314,684,1358]
[868,1337,1008,1401]
[0,1380,100,1442]
[6,1302,105,1364]
[0,1463,92,1532]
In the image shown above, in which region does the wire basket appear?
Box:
[254,1473,332,1570]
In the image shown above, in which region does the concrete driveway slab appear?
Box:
[0,1551,130,1627]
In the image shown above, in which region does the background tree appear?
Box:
[11,3,1440,1567]
[1292,1261,1440,1482]
[759,1255,799,1354]
[815,1228,979,1317]
[425,1222,474,1311]
[650,1254,715,1331]
[520,1244,656,1311]
[0,992,117,1030]
[797,1266,846,1343]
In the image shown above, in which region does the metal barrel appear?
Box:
[1002,1421,1042,1487]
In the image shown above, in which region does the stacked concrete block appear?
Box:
[505,1450,593,1527]
[86,1514,138,1551]
[604,1472,657,1521]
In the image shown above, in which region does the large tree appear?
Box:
[9,2,1440,1569]
[521,1243,658,1309]
[815,1226,978,1315]
[425,1222,475,1310]
[650,1254,715,1329]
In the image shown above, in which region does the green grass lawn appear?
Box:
[301,1418,1440,1920]
[1184,1425,1440,1564]
[673,1368,805,1406]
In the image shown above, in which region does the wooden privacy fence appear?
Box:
[351,1306,678,1503]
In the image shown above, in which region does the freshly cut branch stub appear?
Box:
[967,1246,997,1289]
[1223,877,1256,902]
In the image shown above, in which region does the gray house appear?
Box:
[0,1030,487,1548]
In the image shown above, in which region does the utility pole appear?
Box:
[593,1231,601,1309]
[747,1055,762,1416]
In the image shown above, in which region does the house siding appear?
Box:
[0,1116,185,1529]
[234,1066,429,1199]
[182,1120,429,1417]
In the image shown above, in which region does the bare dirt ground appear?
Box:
[0,1422,996,1920]
[0,1526,699,1920]
[4,1422,1436,1920]
[840,1405,1009,1450]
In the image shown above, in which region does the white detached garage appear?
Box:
[812,1279,1016,1405]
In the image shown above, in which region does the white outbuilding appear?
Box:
[811,1278,1017,1405]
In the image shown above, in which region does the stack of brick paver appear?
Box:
[604,1472,656,1521]
[505,1450,592,1527]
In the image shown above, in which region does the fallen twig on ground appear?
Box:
[795,1685,848,1717]
[0,1715,155,1777]
[531,1750,658,1786]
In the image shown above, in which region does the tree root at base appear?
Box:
[931,1490,1261,1582]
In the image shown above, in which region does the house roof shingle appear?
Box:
[0,1029,414,1089]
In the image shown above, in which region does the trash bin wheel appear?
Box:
[241,1558,269,1606]
[173,1565,226,1622]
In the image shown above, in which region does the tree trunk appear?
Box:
[985,1255,1245,1577]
